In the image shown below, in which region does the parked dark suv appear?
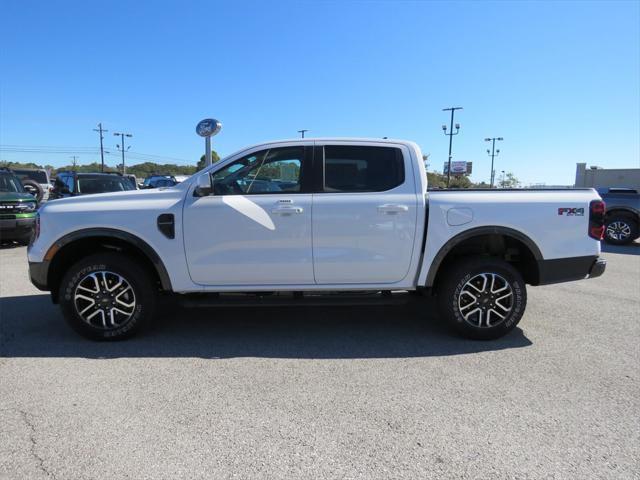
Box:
[597,187,640,245]
[142,174,178,189]
[50,172,136,199]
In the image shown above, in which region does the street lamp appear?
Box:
[113,132,132,174]
[484,137,503,188]
[442,107,463,188]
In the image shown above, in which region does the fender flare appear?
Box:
[46,228,172,291]
[424,226,543,287]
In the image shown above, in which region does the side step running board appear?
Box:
[178,291,413,308]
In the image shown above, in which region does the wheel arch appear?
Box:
[45,228,172,303]
[425,226,543,288]
[605,207,639,221]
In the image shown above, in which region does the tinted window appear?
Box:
[151,178,177,188]
[63,175,75,192]
[0,173,25,193]
[77,176,135,194]
[13,170,48,184]
[212,147,304,195]
[323,146,404,192]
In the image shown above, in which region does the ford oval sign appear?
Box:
[196,118,222,137]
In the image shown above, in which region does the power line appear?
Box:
[93,123,108,173]
[0,145,191,163]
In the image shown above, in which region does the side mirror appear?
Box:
[194,174,213,197]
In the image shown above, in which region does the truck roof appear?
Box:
[252,137,416,145]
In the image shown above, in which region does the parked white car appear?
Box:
[28,138,606,340]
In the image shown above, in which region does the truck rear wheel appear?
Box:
[59,253,156,340]
[437,257,526,340]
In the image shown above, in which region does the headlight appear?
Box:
[16,202,37,212]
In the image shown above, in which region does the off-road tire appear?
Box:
[21,179,44,203]
[59,253,156,340]
[604,215,639,245]
[437,256,527,340]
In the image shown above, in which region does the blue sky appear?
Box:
[1,0,638,185]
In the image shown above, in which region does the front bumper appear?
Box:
[29,261,50,291]
[0,216,36,240]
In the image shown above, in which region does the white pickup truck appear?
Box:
[28,138,606,340]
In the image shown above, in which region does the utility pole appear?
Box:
[500,170,506,188]
[442,107,463,188]
[70,156,79,168]
[297,129,309,138]
[484,137,503,188]
[93,123,108,172]
[113,132,132,174]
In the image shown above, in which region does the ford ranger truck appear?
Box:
[27,139,607,340]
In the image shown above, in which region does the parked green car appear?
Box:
[0,168,38,245]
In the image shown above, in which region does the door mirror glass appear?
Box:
[194,174,212,197]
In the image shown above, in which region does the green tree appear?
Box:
[196,150,221,171]
[501,172,520,188]
[0,160,45,169]
[426,172,446,188]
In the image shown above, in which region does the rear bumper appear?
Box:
[537,255,606,285]
[588,257,606,279]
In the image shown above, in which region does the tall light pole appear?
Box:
[93,123,108,172]
[113,132,132,174]
[442,107,463,188]
[484,137,503,188]
[298,129,309,138]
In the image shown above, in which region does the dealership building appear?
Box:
[575,163,640,190]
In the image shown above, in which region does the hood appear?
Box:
[41,185,186,214]
[0,191,38,203]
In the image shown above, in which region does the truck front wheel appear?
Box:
[59,253,156,340]
[604,215,638,245]
[437,257,527,340]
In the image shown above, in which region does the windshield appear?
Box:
[0,173,26,193]
[77,176,135,194]
[13,170,48,183]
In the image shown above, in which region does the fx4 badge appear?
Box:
[558,207,584,216]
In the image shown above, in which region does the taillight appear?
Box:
[589,200,605,240]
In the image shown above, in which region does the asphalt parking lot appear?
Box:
[1,243,639,479]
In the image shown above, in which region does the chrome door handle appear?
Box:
[377,204,409,215]
[271,206,304,215]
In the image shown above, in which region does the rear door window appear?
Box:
[323,146,405,192]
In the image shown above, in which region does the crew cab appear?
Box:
[28,139,606,340]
